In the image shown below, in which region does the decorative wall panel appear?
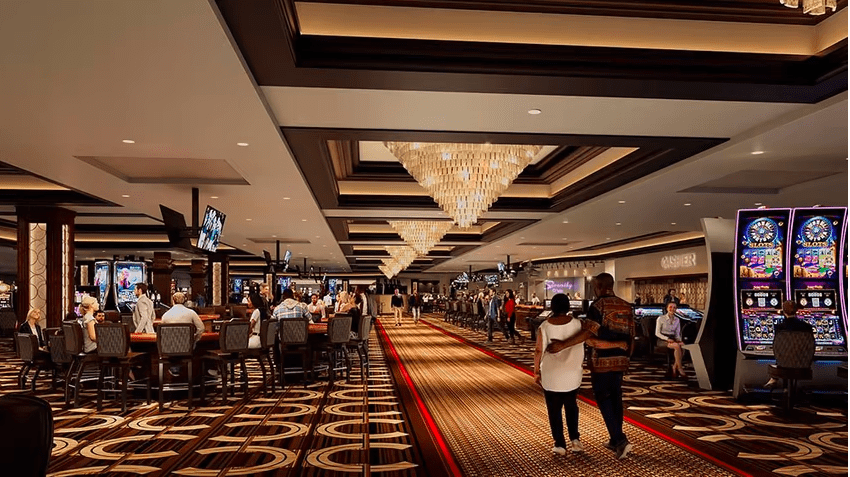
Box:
[28,223,47,327]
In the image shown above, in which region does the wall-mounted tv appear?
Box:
[197,205,226,252]
[160,205,192,250]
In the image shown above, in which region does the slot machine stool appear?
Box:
[768,330,815,411]
[653,343,676,379]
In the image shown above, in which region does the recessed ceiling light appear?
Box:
[615,222,621,226]
[210,196,219,199]
[272,235,276,238]
[562,220,569,224]
[671,222,677,225]
[684,203,691,206]
[750,151,764,155]
[606,237,610,240]
[246,218,252,221]
[121,194,130,198]
[237,142,249,147]
[618,200,626,204]
[283,197,291,200]
[754,202,762,206]
[527,109,542,115]
[122,139,135,144]
[302,219,307,222]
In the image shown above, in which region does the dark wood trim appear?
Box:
[298,0,845,25]
[216,0,848,103]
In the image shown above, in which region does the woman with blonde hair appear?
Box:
[19,308,47,350]
[79,295,101,353]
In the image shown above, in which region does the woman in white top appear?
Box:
[655,302,686,378]
[79,296,100,353]
[247,294,267,349]
[533,293,591,455]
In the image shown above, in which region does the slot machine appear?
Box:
[788,207,847,360]
[93,261,111,309]
[732,209,791,398]
[113,261,147,313]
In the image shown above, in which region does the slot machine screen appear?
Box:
[277,276,291,295]
[789,207,847,351]
[232,278,243,295]
[114,261,146,307]
[94,261,111,308]
[734,209,791,352]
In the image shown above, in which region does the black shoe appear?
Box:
[614,439,632,460]
[603,441,615,451]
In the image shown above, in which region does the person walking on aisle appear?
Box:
[547,272,636,460]
[409,291,421,325]
[504,289,523,344]
[534,294,593,455]
[391,289,404,326]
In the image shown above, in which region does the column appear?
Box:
[151,252,174,306]
[189,259,207,306]
[208,253,229,306]
[16,206,76,329]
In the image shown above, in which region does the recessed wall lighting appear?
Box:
[122,139,135,144]
[527,109,542,115]
[121,194,130,198]
[684,203,691,206]
[237,142,249,147]
[751,151,764,155]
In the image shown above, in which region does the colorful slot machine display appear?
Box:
[788,207,848,355]
[113,261,147,311]
[93,261,111,308]
[734,209,791,355]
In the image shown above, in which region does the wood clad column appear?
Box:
[208,253,229,306]
[152,252,174,306]
[16,206,76,329]
[189,259,207,306]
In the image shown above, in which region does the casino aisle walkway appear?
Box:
[376,317,737,477]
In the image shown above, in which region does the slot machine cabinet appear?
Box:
[784,207,848,389]
[732,209,792,398]
[113,261,147,313]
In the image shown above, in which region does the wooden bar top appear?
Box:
[130,331,219,343]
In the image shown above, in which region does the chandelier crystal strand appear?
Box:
[388,220,454,255]
[384,142,541,228]
[780,0,799,7]
[386,245,418,269]
[802,0,836,14]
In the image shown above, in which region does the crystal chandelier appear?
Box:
[384,142,541,228]
[386,245,417,268]
[780,0,837,15]
[388,220,453,255]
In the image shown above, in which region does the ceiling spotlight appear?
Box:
[618,200,626,204]
[237,142,249,147]
[750,151,764,155]
[283,197,291,200]
[121,194,130,198]
[210,196,219,199]
[272,234,277,237]
[684,203,691,206]
[671,222,677,225]
[615,222,621,226]
[754,202,762,206]
[122,139,135,144]
[246,218,252,221]
[302,219,307,222]
[527,109,542,115]
[562,220,569,224]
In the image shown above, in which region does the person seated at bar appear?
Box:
[335,291,349,314]
[19,308,47,351]
[337,292,362,338]
[132,283,155,333]
[247,293,268,349]
[161,292,205,341]
[79,296,101,353]
[273,288,313,323]
[765,300,814,388]
[307,293,326,319]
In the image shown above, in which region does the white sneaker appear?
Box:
[570,439,584,453]
[551,446,566,456]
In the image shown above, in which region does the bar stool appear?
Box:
[321,315,352,383]
[278,317,312,386]
[201,319,250,403]
[62,322,100,407]
[15,333,50,392]
[48,334,73,392]
[156,324,196,411]
[95,323,151,412]
[244,319,278,394]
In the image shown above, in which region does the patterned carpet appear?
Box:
[0,328,446,476]
[414,313,848,477]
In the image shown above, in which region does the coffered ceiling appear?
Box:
[0,0,846,278]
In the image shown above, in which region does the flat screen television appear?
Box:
[159,205,192,250]
[197,205,226,252]
[497,262,505,273]
[283,250,292,272]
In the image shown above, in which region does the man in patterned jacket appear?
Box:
[546,272,635,460]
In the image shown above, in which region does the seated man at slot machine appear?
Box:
[765,300,814,388]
